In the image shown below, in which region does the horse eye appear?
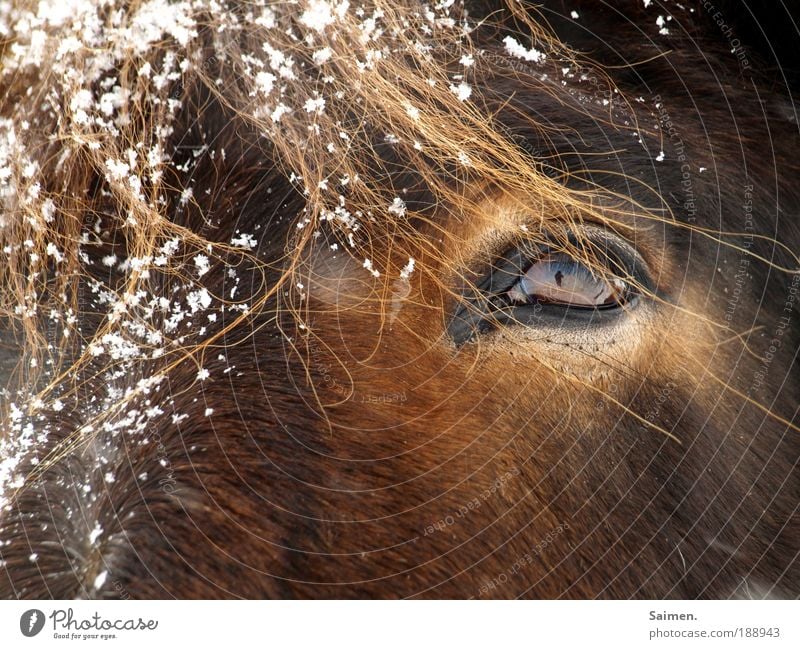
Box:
[506,253,628,309]
[447,229,648,346]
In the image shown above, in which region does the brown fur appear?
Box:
[0,1,798,598]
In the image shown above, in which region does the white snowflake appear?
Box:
[405,103,421,121]
[303,96,326,114]
[503,36,544,63]
[312,47,333,65]
[450,82,472,101]
[193,254,210,277]
[299,0,338,32]
[231,232,257,250]
[255,71,276,95]
[362,258,380,278]
[388,197,407,217]
[399,257,416,280]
